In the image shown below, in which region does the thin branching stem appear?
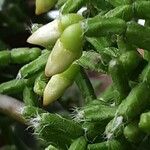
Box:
[0,94,26,123]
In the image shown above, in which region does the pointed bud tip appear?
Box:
[43,92,56,106]
[43,81,57,106]
[27,34,42,46]
[45,68,53,77]
[27,35,36,44]
[35,10,41,15]
[26,37,31,44]
[43,91,51,106]
[43,98,49,106]
[45,66,59,77]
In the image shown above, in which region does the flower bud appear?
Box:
[27,14,83,48]
[43,64,80,106]
[27,19,61,49]
[35,0,57,15]
[45,23,83,77]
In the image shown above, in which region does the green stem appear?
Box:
[75,68,96,104]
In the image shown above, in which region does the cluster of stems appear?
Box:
[2,0,150,149]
